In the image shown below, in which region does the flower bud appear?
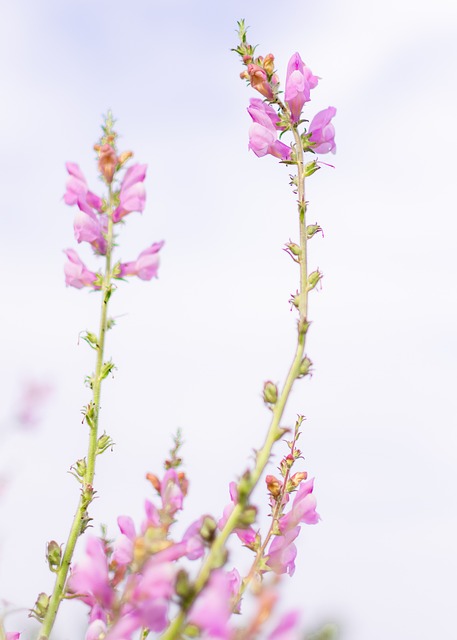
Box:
[175,568,193,602]
[100,360,116,381]
[266,474,283,498]
[95,143,118,184]
[298,356,313,378]
[146,472,161,492]
[304,159,320,177]
[97,433,114,455]
[307,269,323,292]
[307,223,323,239]
[263,53,275,75]
[177,471,189,497]
[238,505,257,527]
[288,471,308,489]
[200,515,217,542]
[117,150,133,168]
[285,241,301,256]
[46,540,62,572]
[31,592,50,621]
[72,457,87,480]
[263,380,278,405]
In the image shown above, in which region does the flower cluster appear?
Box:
[62,116,163,290]
[235,24,336,162]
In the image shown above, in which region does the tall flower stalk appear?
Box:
[34,114,163,639]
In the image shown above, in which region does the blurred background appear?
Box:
[0,0,456,638]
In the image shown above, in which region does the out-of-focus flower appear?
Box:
[63,249,99,289]
[64,163,103,212]
[68,537,114,610]
[278,477,319,533]
[113,164,147,222]
[308,107,337,154]
[268,611,301,640]
[112,516,136,567]
[247,101,291,161]
[73,204,107,255]
[16,380,53,429]
[96,144,117,184]
[266,526,300,576]
[85,619,107,640]
[188,569,238,639]
[218,482,257,546]
[284,53,318,123]
[128,561,175,632]
[6,633,21,640]
[118,241,164,281]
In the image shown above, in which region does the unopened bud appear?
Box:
[263,53,275,75]
[71,457,87,480]
[307,269,323,292]
[298,356,313,378]
[100,360,116,381]
[263,381,278,405]
[238,505,257,528]
[46,540,62,572]
[289,471,308,489]
[200,515,217,542]
[240,70,249,80]
[117,150,133,167]
[304,159,320,177]
[177,471,189,497]
[175,569,194,602]
[285,241,301,257]
[97,433,114,455]
[96,143,118,184]
[146,473,161,492]
[242,54,252,64]
[307,223,323,239]
[30,592,50,621]
[265,474,282,498]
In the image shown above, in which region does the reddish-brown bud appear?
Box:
[178,471,189,496]
[117,150,133,167]
[96,143,117,183]
[265,474,282,498]
[146,472,161,492]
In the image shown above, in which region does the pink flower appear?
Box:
[67,537,114,610]
[188,570,237,639]
[63,249,99,289]
[85,619,107,640]
[73,203,107,255]
[278,477,320,533]
[113,164,147,222]
[218,482,257,546]
[285,53,318,123]
[268,611,301,640]
[118,241,164,281]
[64,163,103,212]
[308,107,337,154]
[246,63,274,99]
[129,561,176,632]
[247,102,291,161]
[16,379,53,428]
[266,526,300,576]
[247,98,281,129]
[112,515,136,567]
[6,633,21,640]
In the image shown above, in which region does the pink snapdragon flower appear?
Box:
[188,569,240,639]
[112,515,136,567]
[284,53,318,123]
[118,241,164,281]
[268,611,301,640]
[127,561,176,632]
[63,249,99,289]
[113,164,147,222]
[247,100,291,161]
[6,633,21,640]
[246,63,274,99]
[64,163,103,212]
[278,477,320,533]
[73,202,107,255]
[68,537,114,610]
[218,482,257,546]
[266,526,300,576]
[308,107,337,154]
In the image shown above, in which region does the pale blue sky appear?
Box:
[1,1,456,638]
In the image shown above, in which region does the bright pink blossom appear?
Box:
[73,205,107,255]
[118,241,164,281]
[64,163,103,212]
[247,103,291,161]
[266,526,300,576]
[308,107,337,154]
[128,561,176,632]
[113,164,147,222]
[248,98,281,129]
[285,53,318,123]
[63,249,99,289]
[68,537,114,610]
[278,477,320,533]
[112,515,136,567]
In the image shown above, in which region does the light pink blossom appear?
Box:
[285,53,318,123]
[63,249,99,289]
[188,570,237,639]
[266,526,300,576]
[113,164,147,222]
[6,633,21,640]
[64,163,103,212]
[118,241,164,281]
[247,104,291,161]
[268,611,301,640]
[278,477,320,533]
[308,107,337,154]
[73,205,107,255]
[67,537,114,610]
[218,482,257,546]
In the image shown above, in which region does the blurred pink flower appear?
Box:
[16,379,53,429]
[63,249,99,289]
[113,164,147,222]
[308,107,337,154]
[188,569,239,639]
[118,241,164,281]
[266,526,300,576]
[64,163,103,212]
[268,611,301,640]
[247,103,291,161]
[73,204,107,255]
[218,482,257,546]
[68,537,114,610]
[285,53,318,123]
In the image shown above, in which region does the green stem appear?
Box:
[160,124,308,640]
[38,187,115,640]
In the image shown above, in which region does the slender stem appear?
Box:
[38,188,115,640]
[160,125,308,640]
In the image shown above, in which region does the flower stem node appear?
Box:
[307,223,323,239]
[298,356,313,378]
[29,593,50,622]
[307,269,323,292]
[263,380,278,405]
[46,541,62,573]
[96,433,114,455]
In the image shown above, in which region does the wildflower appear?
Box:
[67,537,114,610]
[247,100,291,161]
[64,163,103,212]
[118,241,164,281]
[63,249,99,289]
[284,53,318,123]
[266,526,300,576]
[112,164,147,222]
[308,107,337,154]
[278,477,319,533]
